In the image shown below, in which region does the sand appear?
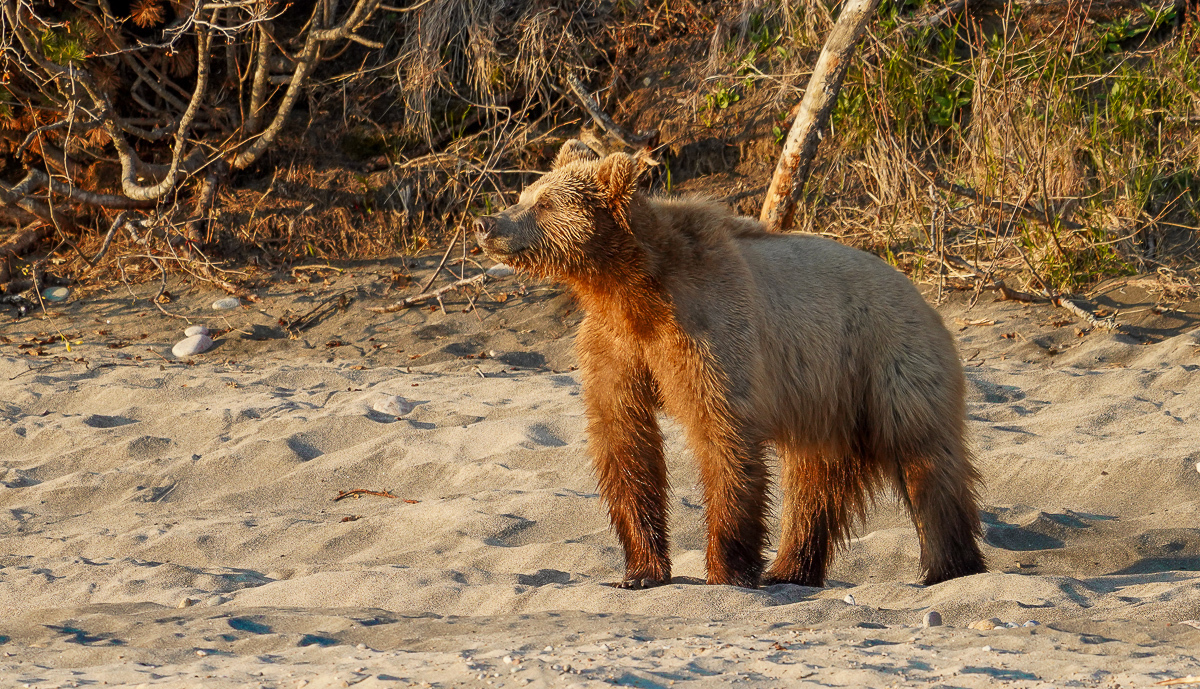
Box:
[2,261,1200,687]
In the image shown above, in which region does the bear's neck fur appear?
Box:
[565,193,731,340]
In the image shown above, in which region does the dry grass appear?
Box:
[5,0,1199,304]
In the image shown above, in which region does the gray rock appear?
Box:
[205,595,227,607]
[1023,620,1040,627]
[372,395,416,417]
[185,325,209,337]
[212,296,240,310]
[923,610,943,627]
[172,334,213,358]
[42,286,70,302]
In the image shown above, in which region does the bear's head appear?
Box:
[474,140,638,280]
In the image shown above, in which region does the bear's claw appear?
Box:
[615,577,666,590]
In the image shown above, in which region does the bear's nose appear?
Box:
[473,216,496,240]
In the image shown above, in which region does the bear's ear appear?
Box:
[552,139,600,169]
[595,153,636,222]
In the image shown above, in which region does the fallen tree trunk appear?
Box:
[759,0,882,232]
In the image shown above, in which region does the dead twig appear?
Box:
[334,488,402,501]
[940,253,1124,331]
[932,177,1085,232]
[565,73,658,150]
[282,289,356,334]
[416,226,461,295]
[367,272,492,313]
[1156,676,1200,686]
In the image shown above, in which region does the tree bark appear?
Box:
[759,0,882,232]
[0,224,54,285]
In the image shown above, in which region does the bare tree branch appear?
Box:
[760,0,882,232]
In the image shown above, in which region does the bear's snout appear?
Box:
[473,216,497,240]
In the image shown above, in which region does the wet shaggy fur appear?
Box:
[474,141,987,589]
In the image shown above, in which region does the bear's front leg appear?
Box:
[581,342,671,589]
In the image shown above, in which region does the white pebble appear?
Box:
[544,646,553,652]
[177,598,197,608]
[1023,620,1040,627]
[212,296,240,310]
[372,395,416,417]
[922,611,943,627]
[1195,462,1200,474]
[195,650,208,657]
[503,656,513,665]
[172,334,213,358]
[1005,622,1019,628]
[356,643,368,650]
[843,594,856,605]
[206,595,227,606]
[42,286,70,302]
[487,263,515,278]
[185,325,209,337]
[982,645,992,652]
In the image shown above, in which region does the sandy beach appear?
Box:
[2,261,1200,687]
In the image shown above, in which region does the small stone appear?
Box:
[486,263,515,278]
[982,645,992,652]
[372,395,416,417]
[1195,461,1200,474]
[195,650,208,657]
[842,594,856,605]
[356,643,368,650]
[206,595,227,607]
[177,598,197,608]
[503,656,513,665]
[544,646,553,652]
[1005,622,1019,628]
[923,611,943,628]
[968,618,1002,631]
[643,77,652,86]
[1023,620,1041,627]
[185,325,209,337]
[42,286,70,302]
[212,296,240,310]
[172,334,213,358]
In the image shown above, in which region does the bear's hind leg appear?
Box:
[764,446,856,588]
[895,437,987,585]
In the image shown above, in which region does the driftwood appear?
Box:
[760,0,883,232]
[366,272,489,313]
[565,73,658,150]
[1054,296,1121,332]
[941,253,1124,331]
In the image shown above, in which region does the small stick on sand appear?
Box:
[1156,677,1200,686]
[334,489,399,501]
[366,273,489,313]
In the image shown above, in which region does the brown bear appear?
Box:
[473,140,986,589]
